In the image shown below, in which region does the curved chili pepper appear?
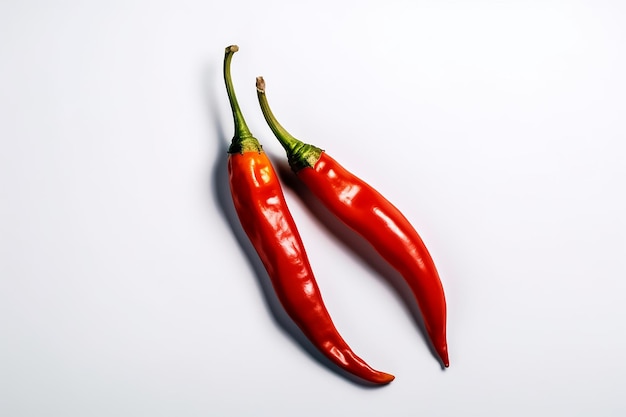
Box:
[255,76,449,367]
[222,46,394,384]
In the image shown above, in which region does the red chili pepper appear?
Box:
[255,76,449,367]
[223,46,394,384]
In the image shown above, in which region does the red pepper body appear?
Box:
[228,150,394,384]
[223,47,393,383]
[255,76,449,367]
[297,152,449,367]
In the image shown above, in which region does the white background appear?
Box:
[1,1,625,416]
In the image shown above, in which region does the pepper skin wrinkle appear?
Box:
[223,46,394,384]
[256,76,449,367]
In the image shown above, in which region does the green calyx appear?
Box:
[255,76,323,172]
[224,45,262,154]
[285,141,324,173]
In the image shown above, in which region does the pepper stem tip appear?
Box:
[226,44,239,53]
[256,76,266,93]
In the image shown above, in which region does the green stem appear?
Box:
[224,45,262,154]
[256,76,322,171]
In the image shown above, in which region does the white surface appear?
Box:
[1,1,625,416]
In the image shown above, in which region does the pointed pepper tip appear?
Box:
[379,372,396,384]
[440,349,449,368]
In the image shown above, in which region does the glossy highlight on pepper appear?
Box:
[256,76,449,367]
[223,45,394,384]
